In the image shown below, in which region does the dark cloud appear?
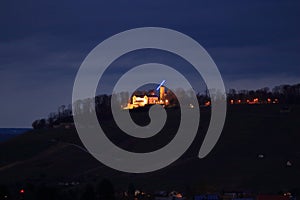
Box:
[0,0,299,127]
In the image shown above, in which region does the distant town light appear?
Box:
[205,101,211,106]
[229,97,279,105]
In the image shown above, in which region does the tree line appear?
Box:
[32,83,300,129]
[228,83,300,104]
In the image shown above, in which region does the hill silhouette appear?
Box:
[1,104,300,198]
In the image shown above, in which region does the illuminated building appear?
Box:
[124,85,167,109]
[132,95,148,107]
[160,86,165,101]
[148,95,159,104]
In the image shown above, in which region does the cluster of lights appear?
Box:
[0,188,25,199]
[230,98,279,105]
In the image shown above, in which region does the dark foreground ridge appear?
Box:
[0,104,300,199]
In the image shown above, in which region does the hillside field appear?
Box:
[0,104,299,195]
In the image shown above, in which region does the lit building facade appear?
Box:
[124,86,167,109]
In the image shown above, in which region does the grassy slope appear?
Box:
[0,105,299,193]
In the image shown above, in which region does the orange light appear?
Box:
[238,99,241,104]
[230,99,234,104]
[175,193,183,198]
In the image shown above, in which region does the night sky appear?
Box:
[1,0,299,127]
